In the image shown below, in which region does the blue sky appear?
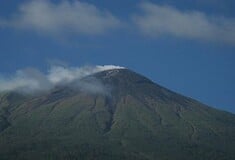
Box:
[0,0,235,113]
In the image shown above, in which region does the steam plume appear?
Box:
[0,65,125,94]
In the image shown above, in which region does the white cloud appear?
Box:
[96,65,125,72]
[0,68,52,94]
[0,65,125,94]
[0,0,120,35]
[133,2,235,45]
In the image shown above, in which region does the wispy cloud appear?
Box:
[0,0,121,35]
[132,2,235,45]
[1,1,234,45]
[47,65,124,85]
[0,65,125,94]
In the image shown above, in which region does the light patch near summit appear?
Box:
[104,69,122,79]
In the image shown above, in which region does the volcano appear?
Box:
[0,68,235,160]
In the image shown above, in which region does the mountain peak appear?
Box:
[0,67,235,160]
[94,68,153,84]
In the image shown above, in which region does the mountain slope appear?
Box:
[0,69,235,160]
